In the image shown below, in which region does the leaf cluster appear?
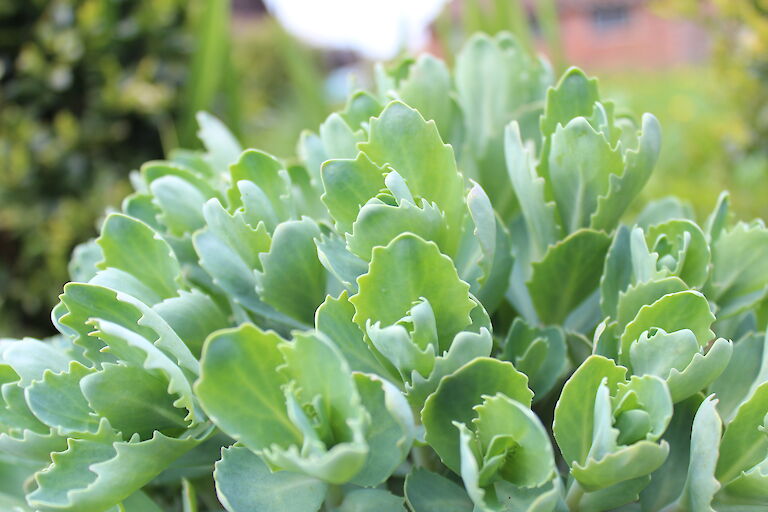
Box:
[2,32,768,512]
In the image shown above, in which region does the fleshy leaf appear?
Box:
[422,358,532,473]
[213,445,327,512]
[196,324,301,453]
[351,233,475,352]
[405,468,473,512]
[528,228,611,325]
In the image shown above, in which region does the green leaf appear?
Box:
[615,277,689,334]
[661,395,721,512]
[81,363,188,439]
[528,228,611,325]
[553,355,627,466]
[405,328,493,410]
[601,224,633,318]
[422,357,532,473]
[263,331,368,484]
[716,382,768,484]
[351,233,475,352]
[228,150,292,223]
[319,113,364,159]
[351,373,414,486]
[59,283,199,376]
[504,122,561,260]
[540,67,599,138]
[153,289,230,359]
[707,222,768,318]
[358,101,466,233]
[547,117,624,233]
[645,219,710,289]
[619,290,716,364]
[590,114,662,232]
[315,292,391,377]
[26,362,98,435]
[315,232,368,293]
[473,393,556,487]
[196,324,301,453]
[572,441,669,492]
[348,197,448,261]
[500,318,567,400]
[150,175,208,236]
[86,319,199,424]
[629,329,732,402]
[195,111,242,171]
[321,153,386,235]
[96,214,181,303]
[710,330,768,422]
[214,445,327,512]
[257,218,325,325]
[28,419,206,512]
[405,468,473,512]
[337,489,406,512]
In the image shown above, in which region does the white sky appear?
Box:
[264,0,449,59]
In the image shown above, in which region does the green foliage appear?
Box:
[0,0,243,337]
[2,31,767,512]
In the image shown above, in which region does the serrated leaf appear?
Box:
[213,445,327,512]
[227,149,292,222]
[196,324,301,452]
[500,318,567,400]
[707,222,768,318]
[150,175,208,236]
[590,114,662,232]
[619,290,715,364]
[615,277,689,333]
[153,289,230,359]
[422,357,532,473]
[358,101,466,233]
[405,328,493,410]
[504,122,560,260]
[315,232,369,293]
[528,228,611,325]
[321,153,386,235]
[81,363,189,439]
[473,393,556,487]
[716,382,768,485]
[28,419,206,512]
[351,233,475,352]
[315,292,391,377]
[540,67,599,138]
[351,374,414,486]
[547,117,624,233]
[96,214,181,303]
[710,330,768,422]
[348,198,448,260]
[257,218,325,325]
[646,219,710,289]
[405,468,473,512]
[26,362,98,435]
[553,355,627,467]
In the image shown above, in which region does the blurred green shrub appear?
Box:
[647,0,768,219]
[0,0,193,336]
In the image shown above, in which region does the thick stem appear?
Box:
[324,485,344,509]
[565,480,585,511]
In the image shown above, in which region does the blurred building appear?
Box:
[530,0,709,70]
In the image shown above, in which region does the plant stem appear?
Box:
[565,481,584,511]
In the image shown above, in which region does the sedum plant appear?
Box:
[2,32,768,512]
